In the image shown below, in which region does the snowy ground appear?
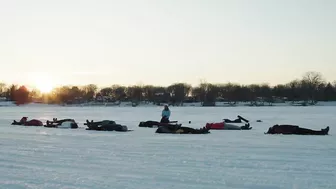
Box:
[0,106,335,189]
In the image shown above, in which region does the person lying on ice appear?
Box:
[45,118,78,128]
[223,115,249,123]
[46,118,76,125]
[12,117,43,126]
[265,124,329,135]
[138,120,181,128]
[85,120,128,131]
[156,126,210,134]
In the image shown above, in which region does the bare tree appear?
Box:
[302,71,325,89]
[287,79,303,101]
[99,87,113,97]
[301,71,326,102]
[1,71,335,105]
[167,83,192,105]
[126,85,143,101]
[14,85,30,105]
[323,83,336,101]
[0,83,6,96]
[82,84,98,101]
[111,85,126,101]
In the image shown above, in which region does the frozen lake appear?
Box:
[0,106,335,189]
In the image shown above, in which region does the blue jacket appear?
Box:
[162,110,171,119]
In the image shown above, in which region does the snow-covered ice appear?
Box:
[0,106,335,189]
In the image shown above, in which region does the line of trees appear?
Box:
[1,72,336,105]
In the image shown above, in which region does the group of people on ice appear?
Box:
[11,104,330,135]
[12,117,79,129]
[139,104,329,135]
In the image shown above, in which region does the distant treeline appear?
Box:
[1,71,336,105]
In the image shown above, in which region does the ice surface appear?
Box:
[0,106,335,189]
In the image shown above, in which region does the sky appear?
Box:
[0,0,335,88]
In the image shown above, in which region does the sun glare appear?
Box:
[32,75,55,93]
[36,82,53,93]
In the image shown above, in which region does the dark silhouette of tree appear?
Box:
[272,84,287,98]
[191,86,205,102]
[142,85,155,101]
[111,85,126,101]
[286,79,302,101]
[82,84,98,101]
[201,83,220,106]
[126,85,143,101]
[167,83,191,105]
[301,71,326,102]
[216,83,243,103]
[57,86,70,103]
[13,85,30,105]
[248,84,261,101]
[0,83,6,97]
[0,71,335,105]
[151,86,169,104]
[29,89,41,101]
[99,87,113,97]
[322,83,336,101]
[6,84,17,101]
[231,85,246,102]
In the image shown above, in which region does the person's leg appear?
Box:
[176,127,194,133]
[295,127,329,135]
[234,118,242,123]
[166,124,180,130]
[149,121,160,126]
[241,123,251,130]
[237,115,249,123]
[176,127,209,134]
[139,121,153,127]
[86,120,100,130]
[160,117,169,123]
[110,124,127,131]
[13,120,21,125]
[156,126,173,133]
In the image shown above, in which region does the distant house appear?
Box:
[202,101,216,106]
[269,96,287,103]
[215,97,237,106]
[183,96,197,103]
[94,94,116,103]
[153,92,170,105]
[66,97,84,104]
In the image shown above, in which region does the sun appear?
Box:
[32,75,55,93]
[36,81,53,93]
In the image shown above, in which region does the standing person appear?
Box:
[160,105,171,123]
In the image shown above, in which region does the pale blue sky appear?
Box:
[0,0,335,88]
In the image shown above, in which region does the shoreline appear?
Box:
[2,101,336,107]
